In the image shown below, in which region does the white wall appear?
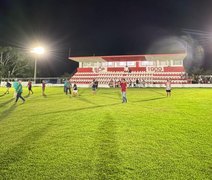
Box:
[1,82,212,88]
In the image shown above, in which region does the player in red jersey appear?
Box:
[120,78,127,103]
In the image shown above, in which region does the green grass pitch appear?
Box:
[0,87,211,179]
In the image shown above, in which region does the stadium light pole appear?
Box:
[31,47,45,84]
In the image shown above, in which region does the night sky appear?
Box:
[0,0,212,76]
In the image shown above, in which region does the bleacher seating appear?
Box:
[70,70,189,85]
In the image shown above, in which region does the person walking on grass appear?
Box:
[13,79,19,98]
[165,79,171,97]
[4,80,11,94]
[15,80,25,103]
[27,80,33,95]
[64,79,67,93]
[65,80,71,95]
[120,78,127,103]
[42,80,46,96]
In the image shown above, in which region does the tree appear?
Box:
[0,46,34,79]
[182,35,205,75]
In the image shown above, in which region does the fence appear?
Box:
[1,77,212,88]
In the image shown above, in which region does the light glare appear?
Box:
[31,47,45,54]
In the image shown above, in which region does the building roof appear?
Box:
[69,53,186,62]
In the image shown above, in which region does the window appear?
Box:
[115,61,126,67]
[127,61,136,67]
[140,61,155,66]
[107,62,115,67]
[83,62,92,67]
[159,60,167,66]
[101,62,107,67]
[173,60,182,66]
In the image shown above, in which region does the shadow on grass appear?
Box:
[96,113,121,179]
[76,96,97,105]
[0,103,17,122]
[0,98,14,108]
[132,97,166,103]
[0,93,6,97]
[24,94,30,99]
[149,89,166,96]
[100,91,121,100]
[32,102,121,117]
[43,94,47,98]
[0,124,51,175]
[99,95,119,101]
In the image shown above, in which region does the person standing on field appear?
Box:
[64,79,67,93]
[120,78,127,103]
[72,84,78,96]
[15,80,25,103]
[27,80,33,95]
[65,80,71,95]
[91,79,97,95]
[42,80,46,96]
[165,79,171,97]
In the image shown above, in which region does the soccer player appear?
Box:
[13,79,19,98]
[27,80,33,95]
[165,79,171,97]
[65,80,71,95]
[4,80,11,94]
[72,84,78,96]
[63,79,67,93]
[42,80,46,96]
[91,79,97,95]
[120,78,127,103]
[15,80,25,103]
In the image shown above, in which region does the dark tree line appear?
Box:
[0,46,34,79]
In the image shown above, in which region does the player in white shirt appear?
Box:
[165,79,171,97]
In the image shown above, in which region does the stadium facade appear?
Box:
[68,53,189,86]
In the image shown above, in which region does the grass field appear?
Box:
[0,87,211,179]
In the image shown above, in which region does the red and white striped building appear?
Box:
[68,53,189,86]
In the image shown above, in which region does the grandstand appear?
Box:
[68,53,189,86]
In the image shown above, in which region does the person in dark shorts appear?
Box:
[27,80,33,95]
[91,79,97,95]
[165,79,171,97]
[4,80,11,94]
[72,84,78,96]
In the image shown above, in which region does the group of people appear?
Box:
[119,78,172,103]
[63,79,78,96]
[1,79,47,103]
[109,78,146,88]
[129,78,146,88]
[2,77,172,104]
[108,79,120,88]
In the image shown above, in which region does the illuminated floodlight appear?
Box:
[31,47,45,54]
[30,46,45,83]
